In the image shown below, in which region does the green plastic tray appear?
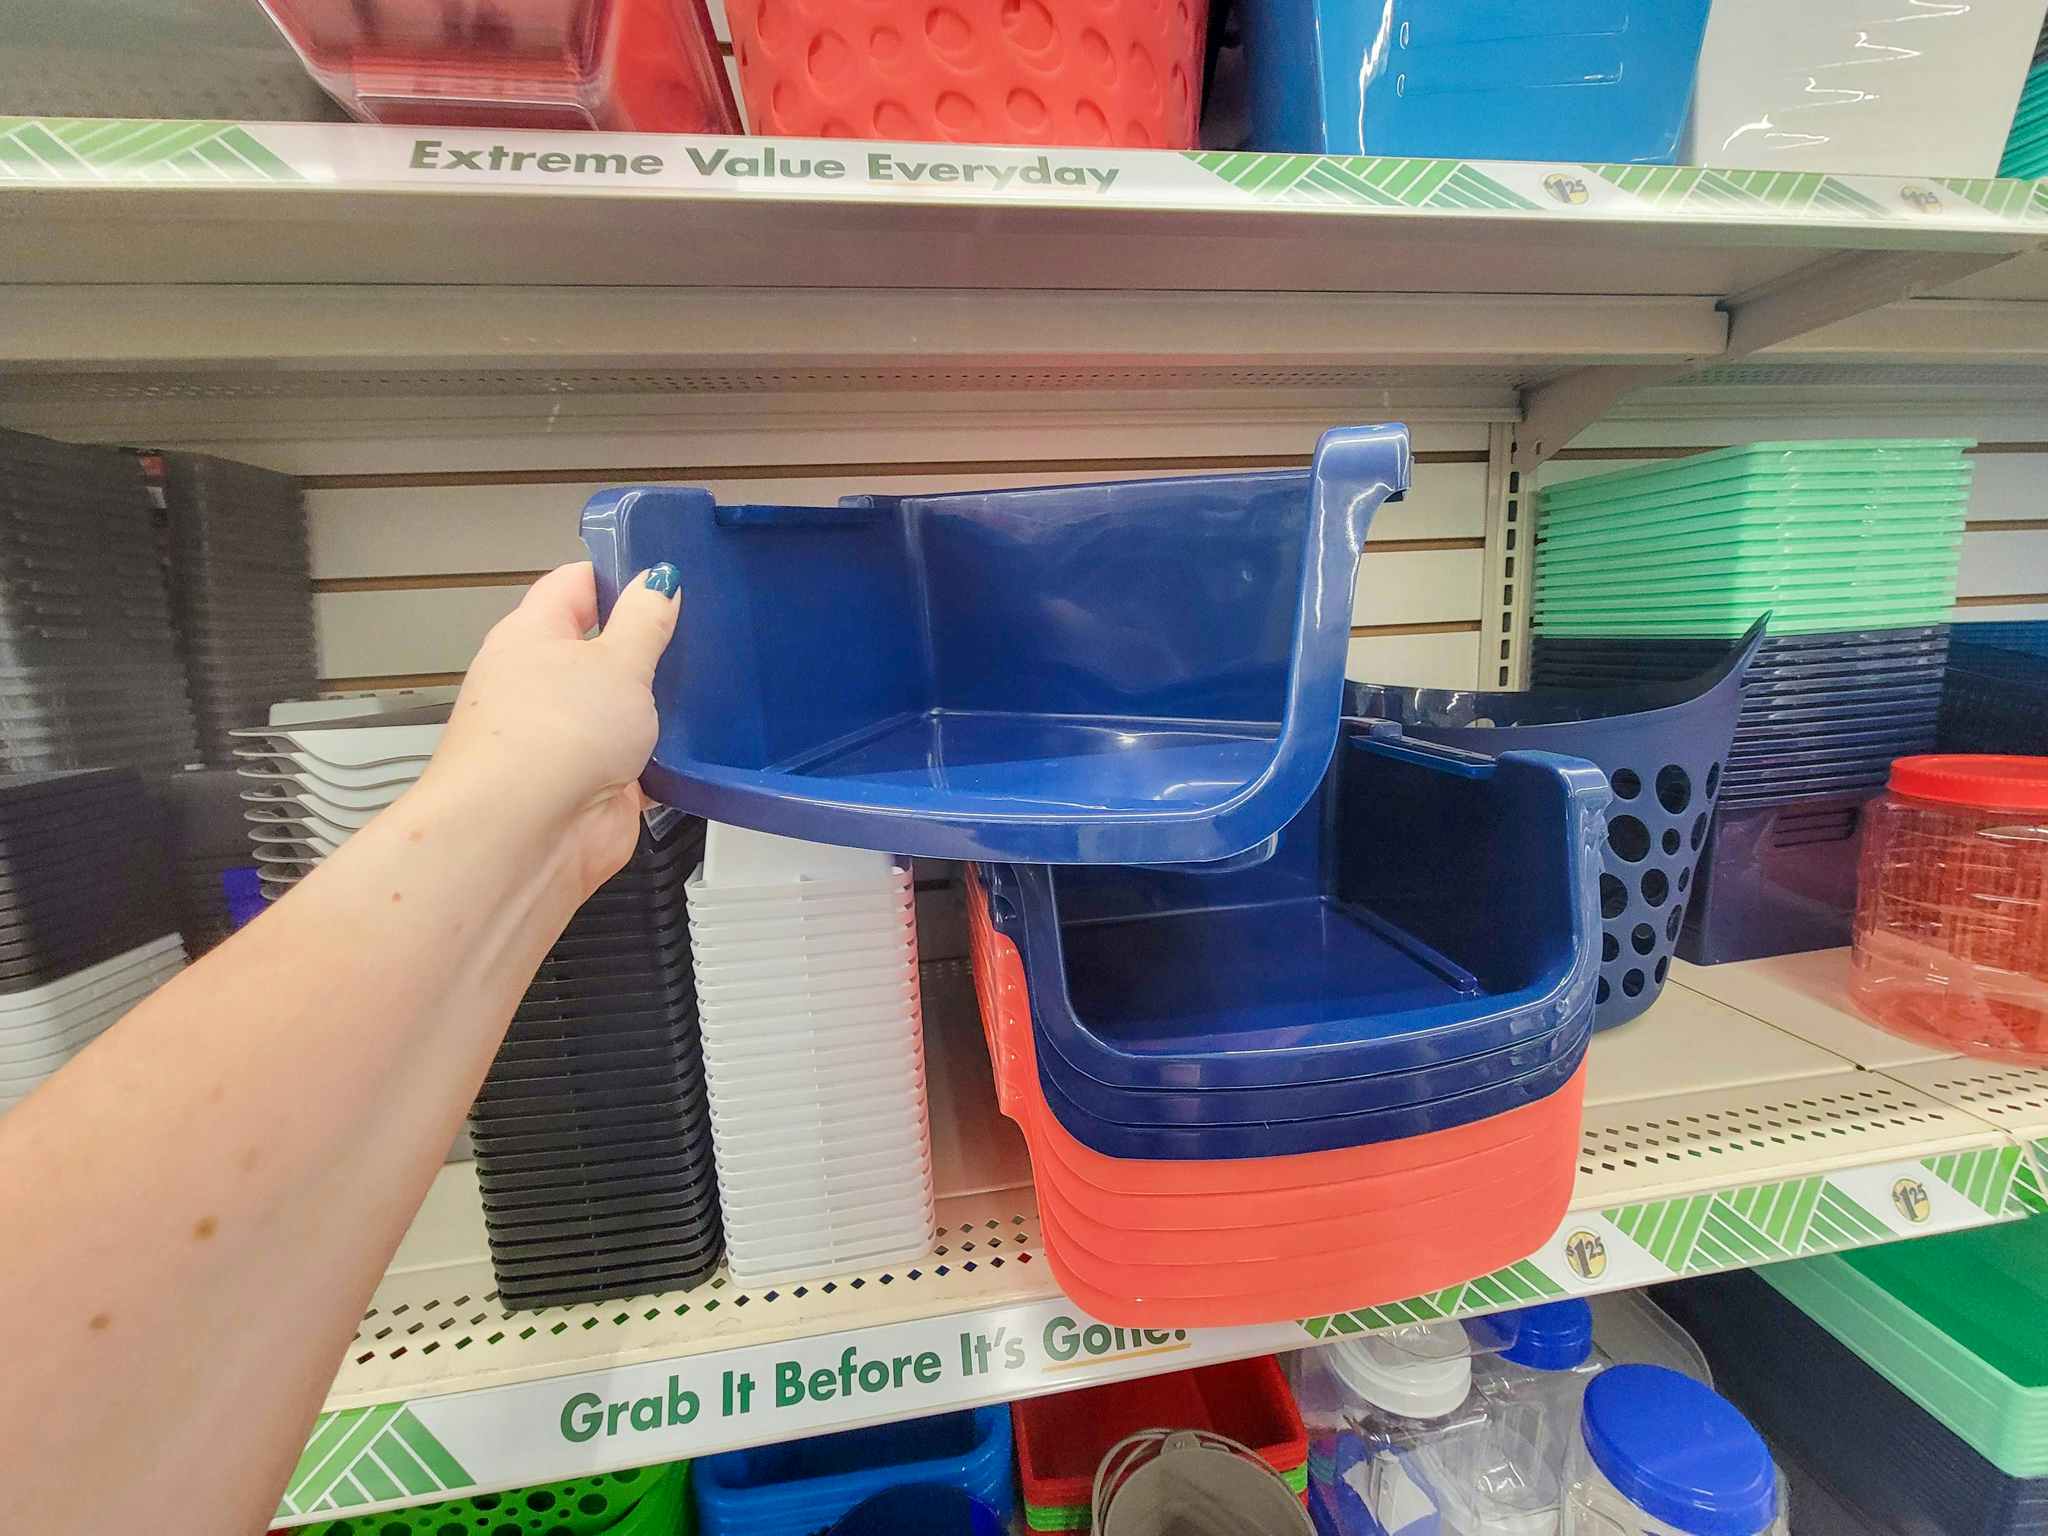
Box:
[1537,440,1975,511]
[1534,538,1964,582]
[1538,487,1968,531]
[299,1461,688,1536]
[1760,1219,2048,1478]
[1534,603,1955,638]
[1532,582,1957,618]
[1025,1462,1308,1530]
[1537,500,1967,543]
[1534,549,1960,593]
[1540,472,1973,525]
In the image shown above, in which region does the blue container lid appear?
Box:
[1581,1366,1777,1536]
[1500,1299,1593,1371]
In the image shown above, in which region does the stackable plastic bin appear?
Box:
[1759,1210,2048,1478]
[1943,631,2048,756]
[1014,1357,1308,1530]
[150,768,259,957]
[295,1462,692,1536]
[156,451,319,768]
[1676,792,1869,966]
[1240,0,1711,160]
[686,823,935,1288]
[0,771,187,1114]
[962,719,1604,1327]
[1345,618,1760,1031]
[1687,0,2045,177]
[581,425,1412,865]
[726,0,1208,148]
[694,1408,1013,1536]
[473,820,721,1311]
[253,0,738,132]
[0,427,201,778]
[2005,51,2048,179]
[1658,1267,2048,1536]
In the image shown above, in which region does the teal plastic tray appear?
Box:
[1759,1219,2048,1479]
[1538,498,1968,544]
[1540,474,1973,527]
[1537,439,1975,511]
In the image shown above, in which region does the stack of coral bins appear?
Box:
[965,720,1608,1328]
[686,824,935,1288]
[1529,439,1973,965]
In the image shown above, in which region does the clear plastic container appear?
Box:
[253,0,739,132]
[1563,1367,1785,1536]
[1849,755,2048,1064]
[1300,1321,1562,1536]
[1474,1301,1607,1506]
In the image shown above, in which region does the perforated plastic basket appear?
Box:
[294,1460,690,1536]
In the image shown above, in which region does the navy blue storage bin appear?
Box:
[1656,1269,2048,1536]
[1241,0,1711,160]
[1346,618,1760,1030]
[976,721,1604,1159]
[1942,635,2048,755]
[582,425,1411,866]
[695,1407,1013,1536]
[1677,791,1870,965]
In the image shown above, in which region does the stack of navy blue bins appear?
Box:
[1940,620,2048,756]
[470,816,720,1310]
[1528,440,1971,964]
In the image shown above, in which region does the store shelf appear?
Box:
[275,951,2043,1527]
[4,120,2048,449]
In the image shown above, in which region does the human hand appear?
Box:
[422,560,681,898]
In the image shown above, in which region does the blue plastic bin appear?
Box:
[1241,0,1711,160]
[582,425,1411,865]
[976,721,1604,1158]
[695,1408,1013,1536]
[1942,636,2048,755]
[828,1486,1004,1536]
[1347,618,1761,1030]
[1677,790,1870,965]
[1658,1269,2048,1536]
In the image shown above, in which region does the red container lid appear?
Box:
[1888,754,2048,811]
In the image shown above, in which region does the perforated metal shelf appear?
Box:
[275,952,2035,1528]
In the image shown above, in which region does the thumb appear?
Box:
[598,563,682,680]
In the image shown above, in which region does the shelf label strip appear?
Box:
[278,1148,2021,1526]
[6,119,2044,235]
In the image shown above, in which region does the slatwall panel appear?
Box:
[275,425,1494,689]
[1544,429,2048,632]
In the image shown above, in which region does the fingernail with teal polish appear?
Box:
[643,563,681,599]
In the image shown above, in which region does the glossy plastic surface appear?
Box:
[1850,762,2048,1064]
[1574,1367,1779,1536]
[695,1408,1012,1536]
[1943,636,2048,758]
[727,0,1207,147]
[1662,1269,2037,1536]
[828,1487,1004,1536]
[963,865,1587,1326]
[1678,792,1869,965]
[1242,0,1709,160]
[1014,1358,1306,1516]
[1350,621,1758,1029]
[1687,0,2041,177]
[584,425,1411,864]
[254,0,739,131]
[988,725,1602,1093]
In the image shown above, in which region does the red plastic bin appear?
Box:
[726,0,1208,147]
[255,0,740,132]
[1013,1357,1307,1517]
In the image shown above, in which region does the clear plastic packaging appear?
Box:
[253,0,739,132]
[1850,756,2048,1064]
[1562,1366,1785,1536]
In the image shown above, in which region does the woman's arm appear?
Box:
[0,561,681,1536]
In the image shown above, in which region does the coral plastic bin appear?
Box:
[583,425,1411,865]
[1242,0,1710,160]
[1015,1358,1307,1529]
[254,0,739,131]
[725,0,1208,147]
[1348,618,1761,1031]
[964,864,1591,1328]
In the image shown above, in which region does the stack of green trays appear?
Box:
[1025,1464,1310,1531]
[1758,1216,2048,1478]
[2002,57,2048,179]
[301,1461,692,1536]
[1533,440,1973,638]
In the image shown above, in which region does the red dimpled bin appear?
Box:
[1013,1357,1308,1518]
[726,0,1208,147]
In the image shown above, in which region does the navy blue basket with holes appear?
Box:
[1344,617,1762,1031]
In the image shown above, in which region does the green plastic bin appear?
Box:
[298,1461,690,1536]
